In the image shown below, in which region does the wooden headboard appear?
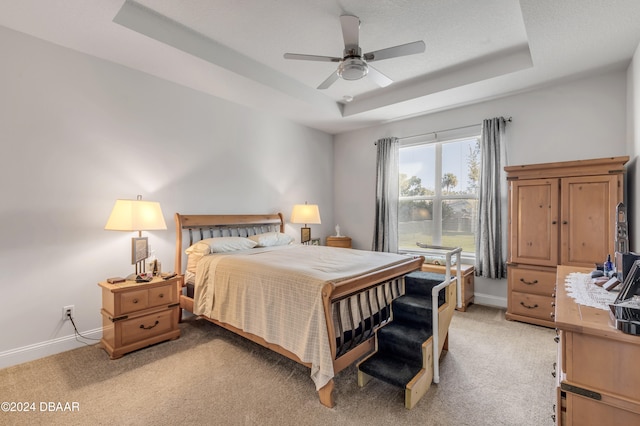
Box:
[174,213,285,274]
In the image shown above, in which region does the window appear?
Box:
[398,134,480,258]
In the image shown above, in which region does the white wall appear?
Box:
[0,26,334,368]
[334,70,629,307]
[627,43,640,250]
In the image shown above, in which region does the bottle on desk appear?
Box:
[604,254,614,277]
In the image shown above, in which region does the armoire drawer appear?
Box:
[508,265,556,296]
[509,291,555,321]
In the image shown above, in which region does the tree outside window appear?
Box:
[398,137,480,255]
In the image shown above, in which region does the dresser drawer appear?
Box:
[563,331,640,400]
[509,266,556,296]
[564,391,640,425]
[510,291,555,321]
[120,309,177,346]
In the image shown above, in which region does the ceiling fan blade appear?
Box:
[367,65,393,87]
[340,15,360,50]
[284,53,341,62]
[317,71,340,90]
[363,40,425,62]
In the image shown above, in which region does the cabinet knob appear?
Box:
[562,220,568,225]
[159,293,164,298]
[552,220,557,224]
[132,298,138,304]
[550,312,555,318]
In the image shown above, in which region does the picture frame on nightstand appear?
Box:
[311,238,320,246]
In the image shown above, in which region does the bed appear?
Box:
[174,212,424,407]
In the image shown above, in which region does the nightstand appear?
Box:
[98,275,182,359]
[326,236,352,248]
[421,263,474,311]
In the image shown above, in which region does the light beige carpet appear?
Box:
[0,305,556,425]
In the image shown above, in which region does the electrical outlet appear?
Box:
[62,305,74,321]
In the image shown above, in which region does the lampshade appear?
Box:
[290,203,321,225]
[105,197,167,233]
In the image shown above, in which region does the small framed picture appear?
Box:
[132,237,148,265]
[311,238,320,246]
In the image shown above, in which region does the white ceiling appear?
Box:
[2,0,640,135]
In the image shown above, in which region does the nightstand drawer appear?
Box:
[326,236,352,248]
[120,289,149,313]
[148,283,176,307]
[121,310,176,346]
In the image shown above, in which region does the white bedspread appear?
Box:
[193,244,410,390]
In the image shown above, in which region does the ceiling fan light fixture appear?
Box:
[338,57,368,81]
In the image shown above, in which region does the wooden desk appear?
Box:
[554,265,640,425]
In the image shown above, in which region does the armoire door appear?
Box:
[509,178,559,266]
[561,175,620,267]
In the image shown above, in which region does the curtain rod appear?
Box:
[376,116,512,144]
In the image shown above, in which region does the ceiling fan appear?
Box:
[283,15,425,90]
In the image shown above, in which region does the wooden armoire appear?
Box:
[505,156,628,328]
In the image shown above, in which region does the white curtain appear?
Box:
[475,118,507,278]
[372,137,399,252]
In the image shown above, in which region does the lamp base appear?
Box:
[301,227,311,244]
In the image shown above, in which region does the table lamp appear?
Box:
[105,195,167,278]
[290,202,321,244]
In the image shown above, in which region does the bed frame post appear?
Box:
[175,213,184,275]
[318,380,335,408]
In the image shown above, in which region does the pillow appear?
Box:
[248,232,293,247]
[185,236,257,256]
[186,252,205,274]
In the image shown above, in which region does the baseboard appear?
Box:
[0,328,102,370]
[473,292,507,309]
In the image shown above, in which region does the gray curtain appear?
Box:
[372,137,399,252]
[475,117,507,278]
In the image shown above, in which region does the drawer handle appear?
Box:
[158,293,164,298]
[132,298,138,304]
[140,320,159,330]
[520,301,538,309]
[554,336,559,343]
[519,278,538,285]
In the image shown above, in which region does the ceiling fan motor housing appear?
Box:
[339,57,369,80]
